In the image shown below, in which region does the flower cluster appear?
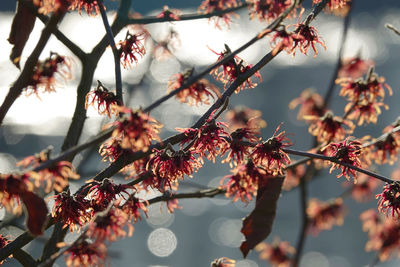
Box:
[210,45,262,92]
[225,106,266,133]
[110,106,162,151]
[251,124,291,175]
[307,198,346,235]
[85,81,119,117]
[322,137,362,181]
[361,209,400,261]
[291,21,326,57]
[25,52,71,96]
[313,0,351,12]
[376,182,400,218]
[305,111,354,144]
[289,88,325,120]
[117,31,146,68]
[255,239,295,267]
[167,69,221,106]
[248,0,294,22]
[64,240,107,267]
[337,69,392,126]
[198,0,239,29]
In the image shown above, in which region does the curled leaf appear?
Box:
[8,1,36,69]
[21,191,48,236]
[240,176,284,258]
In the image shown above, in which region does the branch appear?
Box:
[13,248,38,267]
[19,0,87,61]
[121,3,249,25]
[98,1,123,105]
[0,11,65,125]
[147,187,225,205]
[283,148,394,184]
[322,1,353,108]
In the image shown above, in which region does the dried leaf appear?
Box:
[21,191,48,236]
[8,1,36,69]
[240,176,284,258]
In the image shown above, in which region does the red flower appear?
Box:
[307,198,346,235]
[86,178,130,211]
[87,206,132,242]
[256,239,295,267]
[376,182,400,218]
[338,56,374,79]
[69,0,100,16]
[26,52,71,96]
[52,190,91,231]
[121,196,148,223]
[99,137,127,162]
[289,88,325,120]
[267,26,304,56]
[209,45,262,92]
[221,127,260,166]
[147,147,202,188]
[167,69,221,106]
[291,20,326,57]
[117,31,146,68]
[304,111,354,143]
[156,5,181,20]
[111,106,162,151]
[0,234,11,264]
[251,124,291,175]
[322,137,362,181]
[249,0,294,22]
[198,0,239,29]
[64,240,107,267]
[85,81,119,117]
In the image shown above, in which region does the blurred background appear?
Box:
[0,0,400,266]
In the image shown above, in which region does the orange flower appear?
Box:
[26,52,71,96]
[289,88,325,120]
[338,56,374,79]
[313,0,350,11]
[211,257,236,267]
[65,240,107,267]
[256,239,295,267]
[307,198,346,235]
[344,100,387,126]
[304,111,354,143]
[69,0,100,16]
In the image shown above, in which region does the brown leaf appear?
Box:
[21,191,48,236]
[240,176,284,258]
[8,1,36,69]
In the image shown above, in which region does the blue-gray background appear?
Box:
[1,0,400,266]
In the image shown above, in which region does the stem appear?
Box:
[283,148,394,184]
[147,188,225,205]
[322,1,353,109]
[98,1,123,105]
[122,3,249,25]
[13,248,38,267]
[385,23,400,36]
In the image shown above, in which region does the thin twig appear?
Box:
[283,148,394,184]
[385,23,400,36]
[121,3,249,25]
[147,188,225,205]
[98,1,123,105]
